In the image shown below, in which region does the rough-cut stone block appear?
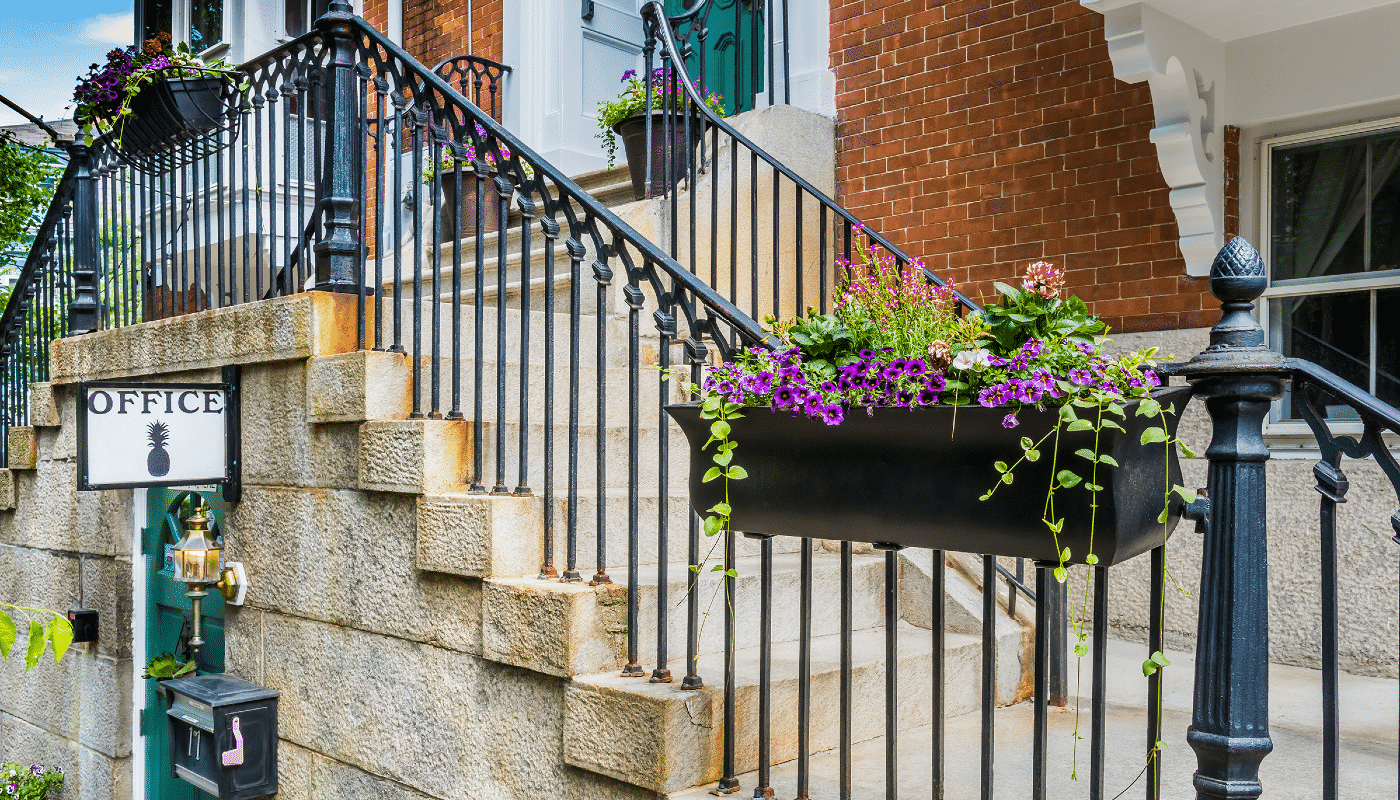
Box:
[4,460,127,557]
[480,579,626,677]
[227,487,480,654]
[0,469,14,511]
[240,362,360,489]
[418,494,543,579]
[7,427,36,470]
[307,350,410,423]
[275,739,314,800]
[564,677,719,794]
[358,419,470,494]
[0,640,131,759]
[28,383,61,427]
[48,293,360,383]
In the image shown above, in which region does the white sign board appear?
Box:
[78,382,235,490]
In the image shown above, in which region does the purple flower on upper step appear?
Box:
[1002,414,1020,429]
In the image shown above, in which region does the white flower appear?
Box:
[951,348,991,370]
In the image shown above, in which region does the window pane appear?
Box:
[190,0,223,52]
[1376,289,1400,409]
[1272,291,1370,419]
[285,0,307,37]
[1271,138,1368,281]
[141,0,173,42]
[1371,137,1400,272]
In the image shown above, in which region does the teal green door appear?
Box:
[144,488,226,800]
[667,0,764,115]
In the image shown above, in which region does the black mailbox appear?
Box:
[165,674,279,799]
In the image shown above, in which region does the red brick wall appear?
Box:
[404,0,504,70]
[830,0,1216,332]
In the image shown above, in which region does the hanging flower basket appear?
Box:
[612,110,704,201]
[115,75,239,171]
[667,385,1189,565]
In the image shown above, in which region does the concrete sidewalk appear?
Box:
[671,636,1398,798]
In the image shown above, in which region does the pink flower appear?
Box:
[1022,260,1064,299]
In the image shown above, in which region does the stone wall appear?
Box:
[0,294,649,800]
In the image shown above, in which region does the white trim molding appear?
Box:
[1082,0,1225,276]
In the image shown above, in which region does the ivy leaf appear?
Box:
[1142,658,1159,677]
[703,515,723,536]
[1172,485,1197,503]
[726,568,739,578]
[1059,405,1078,422]
[49,617,73,664]
[24,620,44,673]
[1056,470,1082,488]
[1066,419,1094,432]
[1098,454,1119,468]
[1085,483,1103,492]
[1140,427,1168,445]
[0,612,14,659]
[1100,418,1124,431]
[1157,507,1169,524]
[713,450,733,466]
[726,465,748,480]
[1000,472,1014,484]
[710,420,731,439]
[701,396,721,412]
[710,564,725,571]
[1074,448,1097,461]
[703,466,723,483]
[1053,566,1067,583]
[708,502,732,516]
[1178,441,1197,459]
[979,492,992,501]
[1060,547,1071,562]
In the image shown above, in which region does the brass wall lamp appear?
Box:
[172,501,248,655]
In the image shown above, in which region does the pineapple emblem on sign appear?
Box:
[147,421,172,477]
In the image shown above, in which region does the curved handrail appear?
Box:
[352,17,772,351]
[1290,358,1400,435]
[639,0,981,314]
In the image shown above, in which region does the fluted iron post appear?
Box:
[1175,237,1288,799]
[67,144,101,334]
[313,1,363,293]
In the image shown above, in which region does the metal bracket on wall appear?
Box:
[221,365,242,504]
[581,0,594,20]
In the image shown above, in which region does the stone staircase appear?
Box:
[321,152,1041,791]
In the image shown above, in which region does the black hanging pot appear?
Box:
[667,386,1191,566]
[612,110,704,201]
[436,170,503,242]
[117,74,232,162]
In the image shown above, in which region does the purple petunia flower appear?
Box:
[1069,368,1094,385]
[773,386,799,408]
[1144,370,1161,387]
[906,359,929,377]
[858,349,877,360]
[925,374,947,392]
[917,388,940,405]
[820,405,845,425]
[1002,414,1020,428]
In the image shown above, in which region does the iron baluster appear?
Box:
[682,338,707,688]
[884,545,900,800]
[623,280,644,677]
[981,554,995,800]
[1091,566,1109,800]
[840,539,853,800]
[652,308,677,684]
[1033,563,1050,800]
[1148,545,1165,799]
[491,170,510,494]
[796,536,813,799]
[409,108,425,418]
[538,215,561,580]
[755,533,774,799]
[429,121,445,418]
[562,237,585,581]
[516,192,536,495]
[931,549,945,800]
[591,256,612,585]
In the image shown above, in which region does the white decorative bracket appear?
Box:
[1082,1,1225,276]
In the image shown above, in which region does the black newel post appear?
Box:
[1176,238,1288,799]
[68,144,101,334]
[314,1,363,293]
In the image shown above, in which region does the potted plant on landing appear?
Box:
[667,247,1196,573]
[73,32,245,161]
[424,122,528,242]
[1,763,65,799]
[596,68,726,201]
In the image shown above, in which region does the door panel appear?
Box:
[666,0,763,115]
[144,487,226,800]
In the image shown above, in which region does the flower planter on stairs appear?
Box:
[612,110,704,200]
[667,386,1190,566]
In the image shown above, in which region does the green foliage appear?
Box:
[142,651,197,680]
[0,135,60,266]
[595,68,726,167]
[1,762,66,799]
[0,604,74,672]
[980,281,1104,354]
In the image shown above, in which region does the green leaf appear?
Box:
[1085,554,1099,565]
[1150,650,1171,669]
[1000,472,1014,484]
[711,564,725,571]
[1157,507,1169,524]
[24,620,44,672]
[701,396,721,412]
[1056,470,1082,488]
[703,466,723,483]
[1053,566,1066,583]
[1020,437,1034,451]
[979,492,992,501]
[1059,405,1078,422]
[710,420,731,438]
[722,402,743,415]
[1085,483,1103,492]
[726,568,738,578]
[1140,427,1168,445]
[1025,449,1040,462]
[705,515,725,536]
[1074,643,1088,657]
[708,502,732,516]
[1066,419,1094,432]
[1074,448,1097,461]
[1100,419,1124,431]
[1136,397,1162,417]
[49,617,73,664]
[1178,441,1197,459]
[713,450,733,466]
[1172,485,1197,503]
[174,658,197,677]
[994,461,1008,473]
[726,465,749,480]
[1060,547,1071,562]
[1098,454,1119,468]
[1043,518,1064,534]
[0,612,14,659]
[1142,659,1159,677]
[1008,313,1035,323]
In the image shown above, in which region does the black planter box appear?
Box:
[667,387,1190,566]
[116,75,235,170]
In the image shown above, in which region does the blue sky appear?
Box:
[0,0,135,126]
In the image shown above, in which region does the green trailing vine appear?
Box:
[0,604,74,673]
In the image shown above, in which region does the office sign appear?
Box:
[78,381,236,491]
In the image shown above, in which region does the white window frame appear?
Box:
[142,0,234,58]
[1258,114,1400,450]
